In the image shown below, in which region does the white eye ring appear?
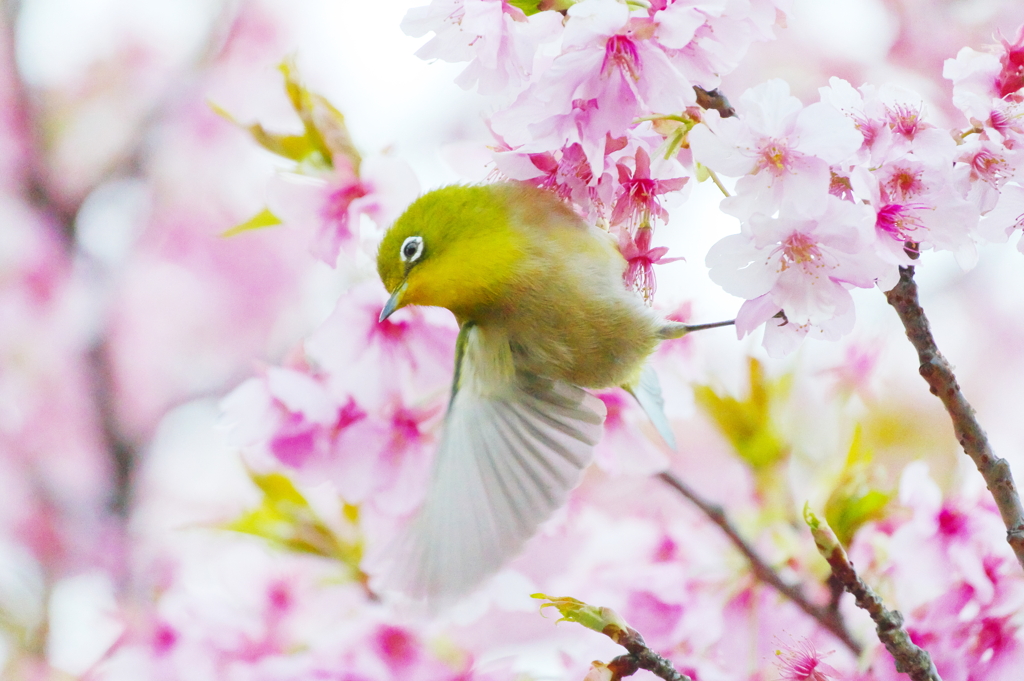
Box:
[400,235,424,263]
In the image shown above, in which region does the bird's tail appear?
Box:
[659,318,735,339]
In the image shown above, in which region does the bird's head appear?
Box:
[376,184,526,322]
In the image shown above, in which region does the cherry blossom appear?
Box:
[618,225,684,301]
[774,638,840,681]
[609,146,688,230]
[689,79,862,222]
[267,155,419,267]
[707,195,889,355]
[491,0,699,177]
[402,0,563,96]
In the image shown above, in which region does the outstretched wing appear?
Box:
[379,324,606,602]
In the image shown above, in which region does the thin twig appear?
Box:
[885,265,1024,571]
[533,595,693,681]
[806,508,942,681]
[658,471,862,655]
[606,626,694,681]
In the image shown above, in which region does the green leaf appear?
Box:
[209,61,361,171]
[508,0,575,12]
[221,207,283,238]
[532,594,630,641]
[694,358,789,472]
[507,0,545,14]
[824,427,893,546]
[209,99,322,164]
[278,59,361,172]
[227,471,364,580]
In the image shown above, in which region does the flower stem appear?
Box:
[657,471,862,655]
[806,508,942,681]
[707,168,731,198]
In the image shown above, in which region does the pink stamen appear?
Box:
[603,35,642,81]
[887,103,924,139]
[876,203,927,240]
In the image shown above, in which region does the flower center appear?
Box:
[603,35,641,80]
[321,182,368,235]
[882,167,924,200]
[780,232,822,269]
[886,103,924,139]
[971,149,1008,184]
[756,140,792,177]
[876,203,926,240]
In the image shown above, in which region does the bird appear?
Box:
[375,182,729,602]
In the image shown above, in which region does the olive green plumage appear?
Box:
[377,182,663,390]
[374,182,678,601]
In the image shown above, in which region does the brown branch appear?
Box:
[806,508,942,681]
[605,626,693,681]
[658,471,862,655]
[885,265,1024,571]
[533,595,693,681]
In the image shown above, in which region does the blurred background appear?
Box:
[3,0,1024,678]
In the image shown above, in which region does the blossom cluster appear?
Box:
[407,0,789,299]
[689,28,1024,355]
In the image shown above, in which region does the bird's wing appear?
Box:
[379,325,606,602]
[623,363,677,450]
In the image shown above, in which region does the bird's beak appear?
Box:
[379,282,408,322]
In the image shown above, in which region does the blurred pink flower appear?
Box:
[996,25,1024,98]
[268,155,419,267]
[402,0,563,95]
[593,390,670,475]
[304,282,458,410]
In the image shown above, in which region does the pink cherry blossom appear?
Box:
[610,146,689,230]
[402,0,563,96]
[592,390,670,475]
[303,282,458,409]
[979,182,1024,251]
[619,225,684,301]
[689,79,862,221]
[707,196,889,349]
[268,155,419,267]
[774,638,840,681]
[996,25,1024,99]
[491,0,701,176]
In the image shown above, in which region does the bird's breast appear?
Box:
[481,226,662,390]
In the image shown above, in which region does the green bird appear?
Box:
[376,182,728,600]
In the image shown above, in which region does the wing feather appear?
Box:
[624,363,677,450]
[378,339,606,602]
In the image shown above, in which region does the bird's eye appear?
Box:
[400,235,424,263]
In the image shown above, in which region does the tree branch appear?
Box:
[533,595,693,681]
[658,471,862,655]
[885,265,1024,572]
[605,626,694,681]
[806,508,942,681]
